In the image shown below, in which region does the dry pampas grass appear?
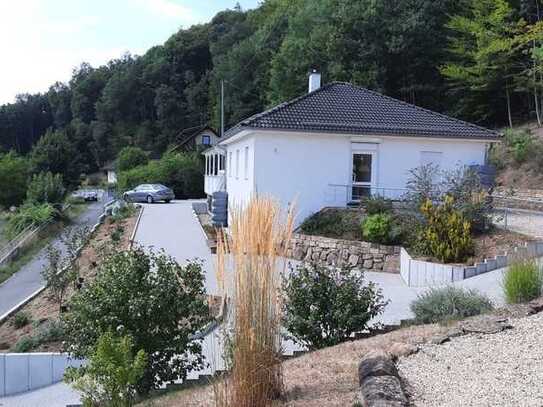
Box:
[214,196,294,407]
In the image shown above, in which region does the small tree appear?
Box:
[282,264,387,350]
[26,172,66,205]
[65,332,147,407]
[117,146,148,172]
[41,245,76,314]
[63,248,210,394]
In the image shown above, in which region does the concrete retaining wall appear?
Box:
[0,353,85,397]
[401,241,543,287]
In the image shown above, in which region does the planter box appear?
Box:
[400,241,543,287]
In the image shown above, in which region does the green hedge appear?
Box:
[117,152,204,199]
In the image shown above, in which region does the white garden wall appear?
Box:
[400,242,543,287]
[0,353,85,397]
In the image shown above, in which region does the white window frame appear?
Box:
[244,146,249,180]
[228,152,233,177]
[350,150,377,201]
[235,149,240,179]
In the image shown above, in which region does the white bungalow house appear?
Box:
[203,73,501,224]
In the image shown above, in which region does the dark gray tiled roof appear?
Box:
[223,82,501,141]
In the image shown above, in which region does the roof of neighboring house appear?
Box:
[170,125,218,152]
[102,161,116,171]
[222,82,501,141]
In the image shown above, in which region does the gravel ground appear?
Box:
[398,312,543,407]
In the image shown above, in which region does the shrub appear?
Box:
[26,172,66,204]
[504,128,533,164]
[63,249,210,394]
[0,151,30,208]
[299,209,362,238]
[4,203,58,239]
[361,195,393,215]
[282,264,388,350]
[12,336,35,353]
[117,152,204,199]
[33,319,65,344]
[410,286,493,324]
[11,311,31,329]
[41,245,76,315]
[65,332,147,407]
[362,214,393,244]
[418,196,473,263]
[503,259,543,304]
[117,146,149,172]
[404,163,441,208]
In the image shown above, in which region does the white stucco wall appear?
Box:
[224,136,256,211]
[222,130,490,225]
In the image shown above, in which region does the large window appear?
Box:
[229,152,233,177]
[236,149,240,179]
[244,146,249,179]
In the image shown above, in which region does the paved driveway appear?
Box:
[0,201,105,318]
[494,208,543,239]
[134,200,218,295]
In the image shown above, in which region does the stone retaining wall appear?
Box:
[286,233,401,272]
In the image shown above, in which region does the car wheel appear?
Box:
[147,195,154,204]
[123,194,130,202]
[165,199,171,203]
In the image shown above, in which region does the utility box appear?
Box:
[211,191,228,227]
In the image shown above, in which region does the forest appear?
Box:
[1,0,543,187]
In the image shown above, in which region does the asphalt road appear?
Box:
[0,200,105,318]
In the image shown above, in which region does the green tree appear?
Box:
[441,0,521,126]
[26,172,66,204]
[66,332,147,407]
[0,152,29,208]
[116,146,148,172]
[29,129,80,186]
[63,249,210,394]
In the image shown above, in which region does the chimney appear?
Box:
[308,69,321,93]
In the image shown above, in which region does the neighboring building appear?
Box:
[103,162,117,184]
[170,125,220,152]
[203,72,501,224]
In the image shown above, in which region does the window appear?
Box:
[206,156,210,176]
[201,135,211,145]
[236,149,240,179]
[219,155,225,171]
[420,151,443,167]
[213,154,218,176]
[229,152,233,177]
[244,147,249,180]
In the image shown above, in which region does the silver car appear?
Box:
[123,184,175,204]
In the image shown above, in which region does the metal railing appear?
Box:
[327,184,409,204]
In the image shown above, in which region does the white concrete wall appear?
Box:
[107,170,117,184]
[221,130,488,224]
[224,136,256,211]
[0,353,85,397]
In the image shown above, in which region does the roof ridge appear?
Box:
[241,82,337,126]
[340,82,500,136]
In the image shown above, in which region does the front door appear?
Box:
[351,151,376,201]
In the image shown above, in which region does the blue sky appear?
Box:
[0,0,260,104]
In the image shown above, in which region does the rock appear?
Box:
[429,335,450,345]
[388,342,418,359]
[327,252,338,265]
[363,259,374,269]
[528,297,543,315]
[348,254,359,266]
[360,376,408,407]
[293,247,305,260]
[459,315,513,335]
[358,350,397,384]
[446,328,465,338]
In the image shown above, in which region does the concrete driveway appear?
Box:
[134,200,218,295]
[0,200,105,318]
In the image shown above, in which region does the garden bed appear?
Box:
[0,212,139,353]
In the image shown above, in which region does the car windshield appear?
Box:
[152,184,167,190]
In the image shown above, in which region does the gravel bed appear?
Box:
[398,312,543,407]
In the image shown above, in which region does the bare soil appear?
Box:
[138,324,446,407]
[0,212,139,353]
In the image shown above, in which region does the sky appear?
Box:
[0,0,260,105]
